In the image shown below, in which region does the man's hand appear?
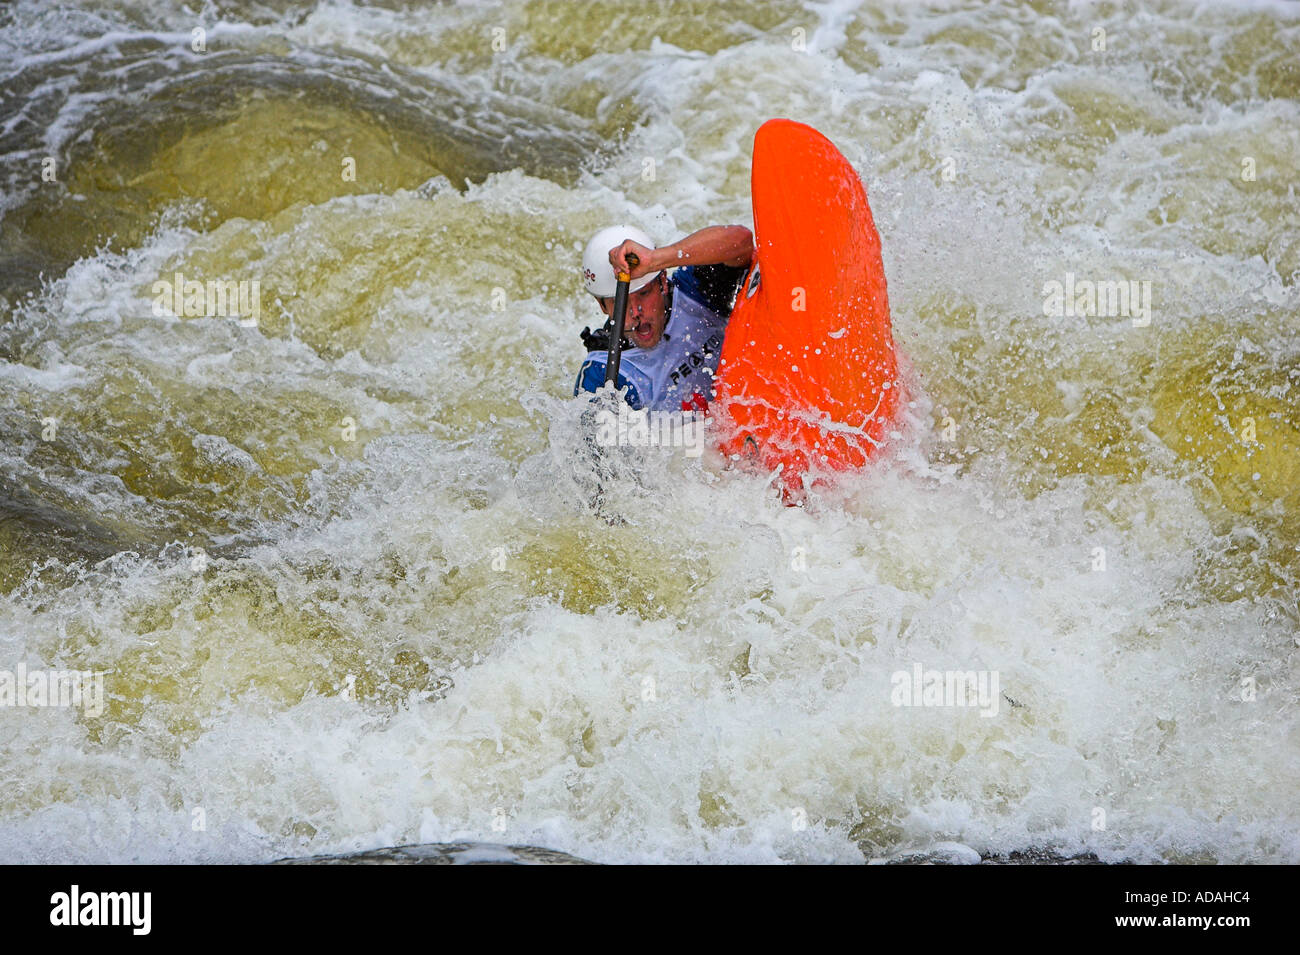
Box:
[608,225,755,279]
[609,240,656,280]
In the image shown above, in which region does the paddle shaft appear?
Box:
[604,252,639,387]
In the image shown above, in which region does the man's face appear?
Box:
[596,274,667,350]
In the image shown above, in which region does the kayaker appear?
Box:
[575,224,754,411]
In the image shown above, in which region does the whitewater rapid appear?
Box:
[0,0,1297,864]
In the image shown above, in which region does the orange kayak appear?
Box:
[715,119,900,493]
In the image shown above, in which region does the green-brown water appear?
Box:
[0,0,1296,864]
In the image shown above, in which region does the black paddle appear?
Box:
[576,248,642,525]
[604,251,639,389]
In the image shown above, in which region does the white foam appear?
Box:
[1,0,1296,867]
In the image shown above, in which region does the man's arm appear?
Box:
[612,225,754,278]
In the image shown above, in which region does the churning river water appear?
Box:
[0,0,1297,864]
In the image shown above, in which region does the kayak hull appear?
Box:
[716,119,900,489]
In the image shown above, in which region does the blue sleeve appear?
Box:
[674,263,746,316]
[574,358,643,410]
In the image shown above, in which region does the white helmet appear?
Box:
[581,225,661,297]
